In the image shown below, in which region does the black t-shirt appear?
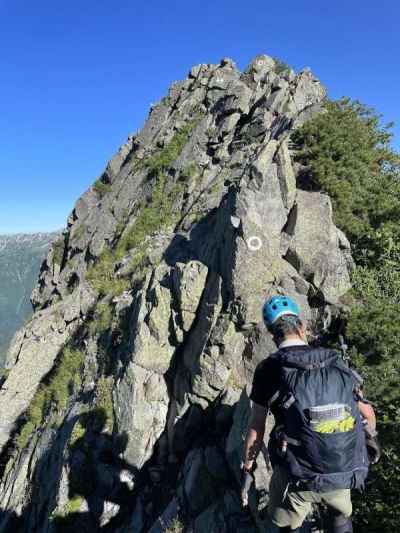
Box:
[249,355,282,408]
[249,346,310,409]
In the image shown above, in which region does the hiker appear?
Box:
[241,295,380,533]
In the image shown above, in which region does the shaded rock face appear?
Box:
[0,55,351,532]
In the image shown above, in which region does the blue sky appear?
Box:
[0,0,399,234]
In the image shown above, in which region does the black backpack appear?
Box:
[268,346,369,492]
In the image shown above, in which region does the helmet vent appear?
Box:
[263,295,300,326]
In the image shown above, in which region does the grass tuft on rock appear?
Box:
[69,420,86,448]
[71,223,85,242]
[273,57,291,75]
[16,347,85,449]
[86,120,197,296]
[93,178,111,198]
[86,250,129,298]
[181,161,200,181]
[88,301,114,337]
[52,236,66,267]
[118,172,183,258]
[94,376,114,432]
[50,495,84,524]
[144,119,198,176]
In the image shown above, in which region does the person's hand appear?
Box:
[240,464,254,507]
[366,433,382,465]
[363,422,382,465]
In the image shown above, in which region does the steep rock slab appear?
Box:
[130,266,176,374]
[115,363,169,469]
[172,261,209,337]
[284,190,352,304]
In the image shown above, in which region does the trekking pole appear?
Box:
[338,332,365,388]
[238,468,264,533]
[240,471,254,508]
[338,334,350,365]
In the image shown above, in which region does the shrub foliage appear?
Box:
[293,98,400,531]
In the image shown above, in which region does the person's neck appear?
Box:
[285,334,305,342]
[277,335,308,348]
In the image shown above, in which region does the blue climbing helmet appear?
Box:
[263,295,300,327]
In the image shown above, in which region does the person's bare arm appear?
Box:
[358,400,376,431]
[356,386,376,430]
[357,397,381,463]
[242,402,268,471]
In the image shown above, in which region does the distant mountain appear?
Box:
[0,232,59,365]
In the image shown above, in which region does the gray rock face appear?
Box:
[0,55,348,532]
[283,190,352,304]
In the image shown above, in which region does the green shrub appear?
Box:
[16,421,36,450]
[292,98,400,262]
[126,245,148,274]
[88,174,183,294]
[294,97,400,532]
[347,262,400,531]
[52,348,84,409]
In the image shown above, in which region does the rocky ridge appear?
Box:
[0,55,353,532]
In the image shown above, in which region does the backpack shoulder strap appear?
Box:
[282,353,339,371]
[265,350,284,407]
[280,348,340,371]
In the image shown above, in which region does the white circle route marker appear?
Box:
[247,236,263,251]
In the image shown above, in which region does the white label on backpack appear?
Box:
[310,404,355,434]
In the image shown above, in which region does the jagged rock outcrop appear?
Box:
[0,55,352,532]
